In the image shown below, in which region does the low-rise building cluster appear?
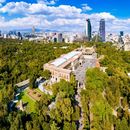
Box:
[106,32,130,51]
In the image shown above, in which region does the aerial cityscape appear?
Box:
[0,0,130,130]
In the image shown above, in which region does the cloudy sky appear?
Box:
[0,0,130,33]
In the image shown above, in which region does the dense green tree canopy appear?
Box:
[0,39,130,130]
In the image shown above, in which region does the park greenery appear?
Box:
[0,39,130,130]
[80,42,130,130]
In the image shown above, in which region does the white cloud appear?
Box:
[0,2,30,14]
[0,2,82,17]
[89,12,116,20]
[82,4,92,11]
[37,0,57,5]
[0,0,6,3]
[0,1,130,33]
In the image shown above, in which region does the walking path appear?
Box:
[75,83,84,130]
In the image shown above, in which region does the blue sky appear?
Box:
[4,0,130,18]
[0,0,130,33]
[58,0,130,18]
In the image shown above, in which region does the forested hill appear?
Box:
[0,39,130,130]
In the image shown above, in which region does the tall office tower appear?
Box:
[99,19,105,42]
[85,19,92,41]
[120,31,124,37]
[17,32,22,40]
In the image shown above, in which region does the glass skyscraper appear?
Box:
[99,19,105,42]
[85,19,92,41]
[120,31,124,37]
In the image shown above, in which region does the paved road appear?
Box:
[75,84,84,130]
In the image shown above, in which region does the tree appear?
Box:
[29,75,37,89]
[70,74,77,89]
[63,121,76,130]
[35,93,51,115]
[51,80,75,98]
[72,106,80,121]
[86,68,108,92]
[116,118,129,130]
[26,122,32,130]
[51,121,59,130]
[10,114,24,130]
[42,70,51,80]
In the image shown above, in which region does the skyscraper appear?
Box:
[85,19,92,41]
[99,19,105,42]
[120,31,124,37]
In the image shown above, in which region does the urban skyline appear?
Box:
[0,0,130,33]
[1,17,130,45]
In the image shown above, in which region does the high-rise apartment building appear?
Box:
[99,19,105,42]
[85,19,92,41]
